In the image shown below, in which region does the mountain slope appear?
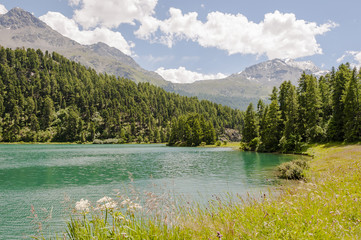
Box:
[170,58,327,109]
[0,7,168,86]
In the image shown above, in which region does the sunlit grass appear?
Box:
[38,144,361,239]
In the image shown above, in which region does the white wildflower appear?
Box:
[133,203,142,210]
[103,201,117,210]
[97,196,113,203]
[121,198,131,207]
[75,199,90,213]
[96,196,117,211]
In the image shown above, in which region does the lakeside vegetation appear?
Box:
[0,46,242,144]
[36,143,360,239]
[241,64,361,153]
[167,113,216,146]
[1,45,360,239]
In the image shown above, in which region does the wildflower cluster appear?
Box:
[96,196,117,211]
[68,194,145,238]
[75,198,90,213]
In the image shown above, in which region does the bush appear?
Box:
[200,142,206,146]
[277,159,309,180]
[93,139,103,144]
[216,140,222,146]
[103,138,118,144]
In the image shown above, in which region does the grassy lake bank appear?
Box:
[57,143,361,239]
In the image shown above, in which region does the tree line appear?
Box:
[242,63,361,152]
[168,113,216,146]
[0,46,243,143]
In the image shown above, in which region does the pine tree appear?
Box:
[304,75,323,142]
[343,68,361,141]
[327,64,352,141]
[261,99,281,152]
[318,75,333,123]
[242,103,259,143]
[279,84,300,152]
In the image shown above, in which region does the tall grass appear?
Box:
[43,144,361,239]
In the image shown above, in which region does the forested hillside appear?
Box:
[0,46,243,143]
[242,63,361,152]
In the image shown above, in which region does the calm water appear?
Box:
[0,144,296,238]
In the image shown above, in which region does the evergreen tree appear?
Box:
[343,68,361,141]
[304,75,323,142]
[242,103,259,143]
[261,99,281,152]
[279,84,300,152]
[327,64,352,141]
[318,75,333,123]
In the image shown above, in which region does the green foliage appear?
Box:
[327,64,352,141]
[343,69,361,141]
[242,103,259,142]
[277,159,309,180]
[0,46,242,143]
[242,63,361,153]
[168,113,216,146]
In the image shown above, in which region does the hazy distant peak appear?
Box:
[0,7,48,29]
[284,58,320,72]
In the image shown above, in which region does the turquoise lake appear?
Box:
[0,144,297,238]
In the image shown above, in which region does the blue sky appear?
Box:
[1,0,361,83]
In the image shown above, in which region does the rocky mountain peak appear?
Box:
[229,58,325,86]
[284,58,321,73]
[0,7,47,30]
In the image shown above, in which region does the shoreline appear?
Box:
[59,143,361,238]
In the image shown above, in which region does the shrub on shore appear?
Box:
[277,159,309,180]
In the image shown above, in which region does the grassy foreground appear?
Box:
[54,144,361,239]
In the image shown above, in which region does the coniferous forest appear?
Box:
[0,46,360,149]
[0,46,243,143]
[241,63,361,152]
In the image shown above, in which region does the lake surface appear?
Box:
[0,144,297,238]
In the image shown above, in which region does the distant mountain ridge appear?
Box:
[170,58,328,109]
[0,7,327,110]
[0,7,168,86]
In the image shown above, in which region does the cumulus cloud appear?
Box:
[155,66,227,83]
[337,51,361,67]
[40,11,133,55]
[136,9,337,59]
[71,0,158,29]
[0,4,8,14]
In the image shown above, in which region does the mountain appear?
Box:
[0,7,327,111]
[0,7,168,86]
[170,58,327,110]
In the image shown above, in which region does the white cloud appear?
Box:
[71,0,158,29]
[40,11,133,55]
[155,66,227,83]
[0,4,8,14]
[68,0,81,7]
[337,51,361,67]
[337,54,346,63]
[136,9,337,59]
